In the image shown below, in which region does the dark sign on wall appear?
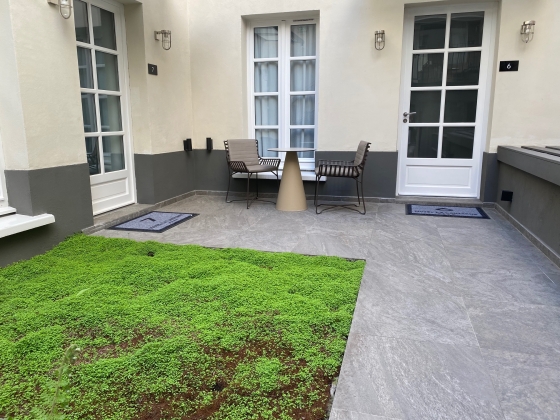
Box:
[499,61,519,72]
[148,64,158,75]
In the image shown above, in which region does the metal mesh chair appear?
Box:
[314,141,371,214]
[224,139,281,209]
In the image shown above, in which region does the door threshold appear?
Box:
[395,196,491,207]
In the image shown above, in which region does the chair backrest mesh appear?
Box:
[226,139,260,166]
[354,141,371,168]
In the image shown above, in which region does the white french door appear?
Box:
[74,0,135,214]
[397,3,496,197]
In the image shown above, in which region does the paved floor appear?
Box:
[93,195,560,420]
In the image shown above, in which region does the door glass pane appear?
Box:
[407,127,439,158]
[256,129,278,158]
[254,27,278,59]
[449,12,484,48]
[442,127,475,159]
[102,135,125,172]
[291,24,316,57]
[81,93,97,132]
[254,96,278,125]
[99,94,122,132]
[290,129,314,158]
[410,91,441,123]
[412,53,444,87]
[95,51,120,91]
[92,5,116,50]
[290,60,316,91]
[254,62,278,92]
[444,90,478,122]
[290,95,315,125]
[413,15,446,50]
[74,0,90,43]
[447,52,481,86]
[77,47,94,89]
[86,137,100,175]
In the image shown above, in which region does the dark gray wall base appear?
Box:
[495,161,560,259]
[480,152,498,203]
[1,163,93,267]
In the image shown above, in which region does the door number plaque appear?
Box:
[499,61,519,72]
[148,64,158,75]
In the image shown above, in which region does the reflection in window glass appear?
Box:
[102,136,125,172]
[74,0,89,43]
[444,90,478,123]
[95,51,120,91]
[254,27,278,59]
[449,12,484,48]
[447,52,481,86]
[254,62,278,93]
[410,91,441,123]
[99,94,122,132]
[77,47,94,89]
[442,127,475,159]
[290,129,314,158]
[86,137,100,175]
[81,93,97,132]
[92,5,117,50]
[407,127,439,158]
[291,25,316,57]
[413,15,446,50]
[411,53,444,87]
[256,129,278,158]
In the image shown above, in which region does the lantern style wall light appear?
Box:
[375,30,385,50]
[47,0,73,20]
[155,30,172,50]
[520,20,535,43]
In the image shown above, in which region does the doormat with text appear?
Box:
[405,205,489,219]
[110,211,198,233]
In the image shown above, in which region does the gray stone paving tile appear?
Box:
[330,409,400,420]
[332,333,504,420]
[376,203,406,214]
[465,299,560,356]
[480,348,560,420]
[453,269,560,307]
[292,233,368,259]
[437,225,532,250]
[444,244,544,272]
[374,213,440,242]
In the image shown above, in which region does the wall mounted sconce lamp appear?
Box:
[155,30,172,50]
[47,0,72,20]
[520,20,535,43]
[375,30,385,50]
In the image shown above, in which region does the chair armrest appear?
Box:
[259,157,281,167]
[229,161,249,172]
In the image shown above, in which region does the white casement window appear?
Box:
[248,18,319,171]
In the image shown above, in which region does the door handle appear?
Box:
[403,112,417,117]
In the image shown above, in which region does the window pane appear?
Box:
[290,129,314,158]
[86,137,100,175]
[413,15,446,50]
[77,47,94,89]
[74,0,90,43]
[444,90,478,122]
[412,53,444,87]
[254,96,278,126]
[256,129,278,158]
[92,5,116,50]
[447,52,481,86]
[291,24,316,57]
[81,93,97,132]
[449,12,484,48]
[442,127,475,159]
[254,27,278,59]
[102,135,125,172]
[410,91,441,123]
[290,95,315,125]
[290,60,315,92]
[99,94,122,132]
[254,62,278,93]
[95,51,120,91]
[407,127,439,158]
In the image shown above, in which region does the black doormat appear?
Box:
[405,204,490,219]
[110,211,198,233]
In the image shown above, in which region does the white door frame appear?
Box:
[0,132,7,208]
[78,0,136,215]
[396,2,497,198]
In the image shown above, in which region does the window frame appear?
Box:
[247,17,320,171]
[0,133,7,207]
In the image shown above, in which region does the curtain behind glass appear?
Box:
[291,25,316,57]
[254,27,278,59]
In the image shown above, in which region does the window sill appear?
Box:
[0,212,55,239]
[232,171,326,182]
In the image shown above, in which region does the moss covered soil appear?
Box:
[0,235,364,419]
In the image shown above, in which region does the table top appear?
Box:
[268,148,316,152]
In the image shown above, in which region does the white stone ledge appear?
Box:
[0,213,55,239]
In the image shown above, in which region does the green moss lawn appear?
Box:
[0,235,364,419]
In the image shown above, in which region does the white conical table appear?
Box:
[268,147,315,211]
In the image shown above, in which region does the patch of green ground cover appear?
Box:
[0,235,364,419]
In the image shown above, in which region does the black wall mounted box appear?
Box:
[183,139,192,151]
[206,137,213,151]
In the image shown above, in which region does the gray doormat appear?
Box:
[406,204,489,219]
[110,211,198,233]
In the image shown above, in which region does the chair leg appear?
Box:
[314,176,320,213]
[246,174,251,209]
[275,171,280,203]
[359,177,366,215]
[256,173,259,199]
[226,172,232,203]
[356,179,361,206]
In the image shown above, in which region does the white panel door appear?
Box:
[74,0,135,214]
[397,3,496,197]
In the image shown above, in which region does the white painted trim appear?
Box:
[0,131,7,207]
[0,214,55,239]
[0,206,16,216]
